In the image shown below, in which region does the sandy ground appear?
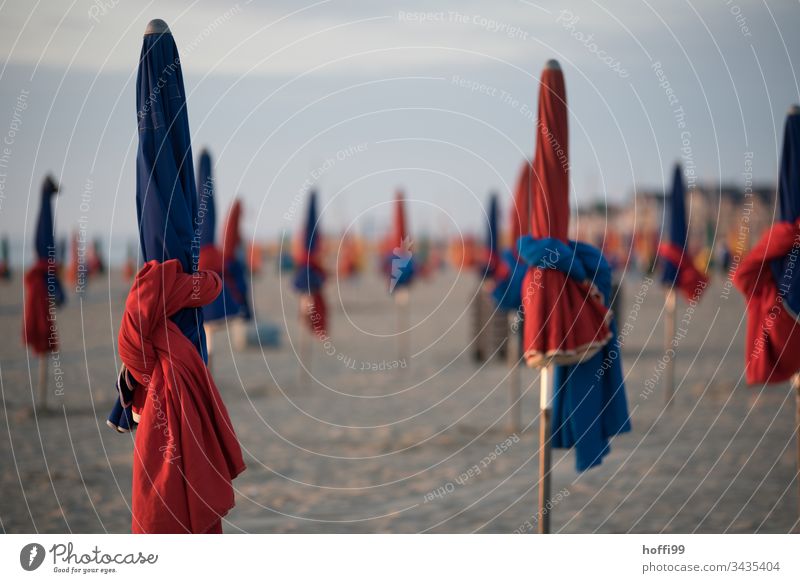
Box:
[1,262,798,533]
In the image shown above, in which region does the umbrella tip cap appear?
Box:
[545,59,561,70]
[789,104,800,116]
[145,19,170,35]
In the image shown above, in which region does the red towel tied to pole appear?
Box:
[119,259,245,533]
[733,221,800,385]
[23,259,58,354]
[522,61,611,367]
[657,242,709,301]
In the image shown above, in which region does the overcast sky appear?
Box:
[1,0,799,261]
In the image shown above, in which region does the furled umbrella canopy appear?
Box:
[658,164,708,301]
[517,60,630,470]
[734,106,800,384]
[387,190,414,292]
[520,60,611,367]
[22,175,64,354]
[108,19,244,534]
[478,193,500,278]
[196,149,242,321]
[221,198,251,319]
[492,160,531,311]
[293,190,327,336]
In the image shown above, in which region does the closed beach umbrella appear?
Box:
[109,19,244,534]
[734,105,800,526]
[196,149,241,323]
[658,164,708,301]
[492,161,531,311]
[221,198,251,319]
[23,175,63,410]
[23,174,64,352]
[388,190,414,292]
[656,164,708,405]
[482,192,500,277]
[293,190,327,336]
[734,106,800,384]
[521,61,611,368]
[517,60,628,532]
[472,193,501,363]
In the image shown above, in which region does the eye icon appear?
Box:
[20,543,46,571]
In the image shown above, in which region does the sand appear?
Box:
[1,263,797,533]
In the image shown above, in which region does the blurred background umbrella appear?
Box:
[221,197,251,320]
[293,190,327,385]
[657,164,708,406]
[22,174,63,411]
[388,190,414,362]
[491,161,533,433]
[196,149,243,367]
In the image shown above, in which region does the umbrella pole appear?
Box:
[37,354,48,412]
[507,312,521,433]
[538,364,554,534]
[204,323,214,373]
[396,288,409,364]
[663,288,677,407]
[298,295,311,387]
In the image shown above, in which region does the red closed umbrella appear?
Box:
[521,61,611,368]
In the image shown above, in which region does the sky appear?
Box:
[1,0,799,262]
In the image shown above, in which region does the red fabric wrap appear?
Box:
[119,259,245,533]
[733,221,800,384]
[657,242,709,301]
[22,259,57,354]
[522,63,611,366]
[304,291,328,337]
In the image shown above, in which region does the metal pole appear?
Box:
[37,355,48,412]
[507,312,521,433]
[538,365,554,534]
[664,288,677,407]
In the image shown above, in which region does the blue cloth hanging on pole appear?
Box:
[518,235,631,471]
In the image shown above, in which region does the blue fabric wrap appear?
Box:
[662,164,687,287]
[518,235,632,472]
[491,249,526,311]
[388,252,414,290]
[110,26,207,431]
[771,111,800,315]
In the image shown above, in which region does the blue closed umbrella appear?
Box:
[196,149,240,322]
[197,149,216,248]
[108,19,206,431]
[35,175,65,306]
[661,164,688,288]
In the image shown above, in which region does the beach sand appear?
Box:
[1,264,797,533]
